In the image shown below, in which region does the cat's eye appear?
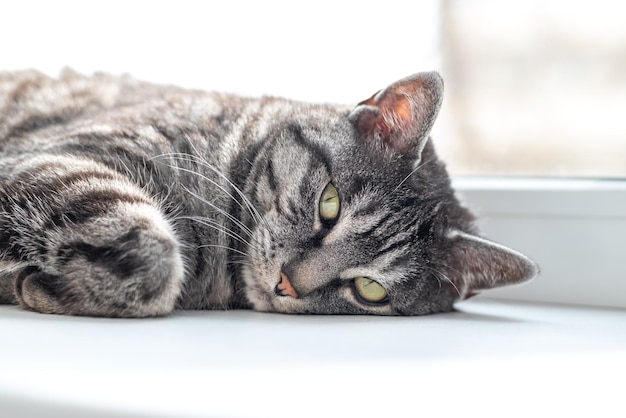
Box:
[354,277,388,304]
[319,182,340,221]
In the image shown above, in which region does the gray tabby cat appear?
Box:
[0,69,537,317]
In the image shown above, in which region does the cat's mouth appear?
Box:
[274,271,298,299]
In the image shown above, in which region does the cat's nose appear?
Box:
[275,266,299,298]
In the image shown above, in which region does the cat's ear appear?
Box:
[444,229,538,298]
[349,71,443,157]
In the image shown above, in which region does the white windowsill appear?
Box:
[1,300,625,418]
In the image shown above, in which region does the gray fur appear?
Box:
[0,69,537,317]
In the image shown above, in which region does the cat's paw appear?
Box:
[14,267,65,314]
[15,219,185,318]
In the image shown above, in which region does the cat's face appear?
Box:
[241,72,537,315]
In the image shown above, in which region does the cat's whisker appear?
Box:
[392,157,437,193]
[166,151,279,241]
[171,141,278,240]
[180,215,263,251]
[423,265,462,297]
[154,156,255,224]
[156,151,280,254]
[155,151,276,237]
[180,140,265,227]
[196,244,250,258]
[179,183,256,239]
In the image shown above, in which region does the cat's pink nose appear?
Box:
[275,269,298,299]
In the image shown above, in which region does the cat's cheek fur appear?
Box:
[240,264,274,312]
[240,225,280,312]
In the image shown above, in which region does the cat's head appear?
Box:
[241,72,537,315]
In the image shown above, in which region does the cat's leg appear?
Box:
[0,155,185,317]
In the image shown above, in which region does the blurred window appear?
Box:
[436,0,626,177]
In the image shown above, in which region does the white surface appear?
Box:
[455,177,626,309]
[1,300,625,418]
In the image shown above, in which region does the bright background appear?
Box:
[3,0,625,176]
[2,1,440,102]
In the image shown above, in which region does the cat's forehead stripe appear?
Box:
[287,124,333,175]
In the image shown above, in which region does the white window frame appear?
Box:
[454,177,626,309]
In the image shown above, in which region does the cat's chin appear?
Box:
[242,282,273,312]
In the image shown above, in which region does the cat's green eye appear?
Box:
[354,277,388,304]
[319,182,340,221]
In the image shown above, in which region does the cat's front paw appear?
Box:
[14,217,185,318]
[14,267,65,314]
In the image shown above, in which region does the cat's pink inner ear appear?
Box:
[349,72,444,155]
[358,90,413,123]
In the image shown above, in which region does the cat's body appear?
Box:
[0,69,537,317]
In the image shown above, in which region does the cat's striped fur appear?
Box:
[0,69,537,317]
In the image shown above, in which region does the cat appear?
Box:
[0,69,537,317]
